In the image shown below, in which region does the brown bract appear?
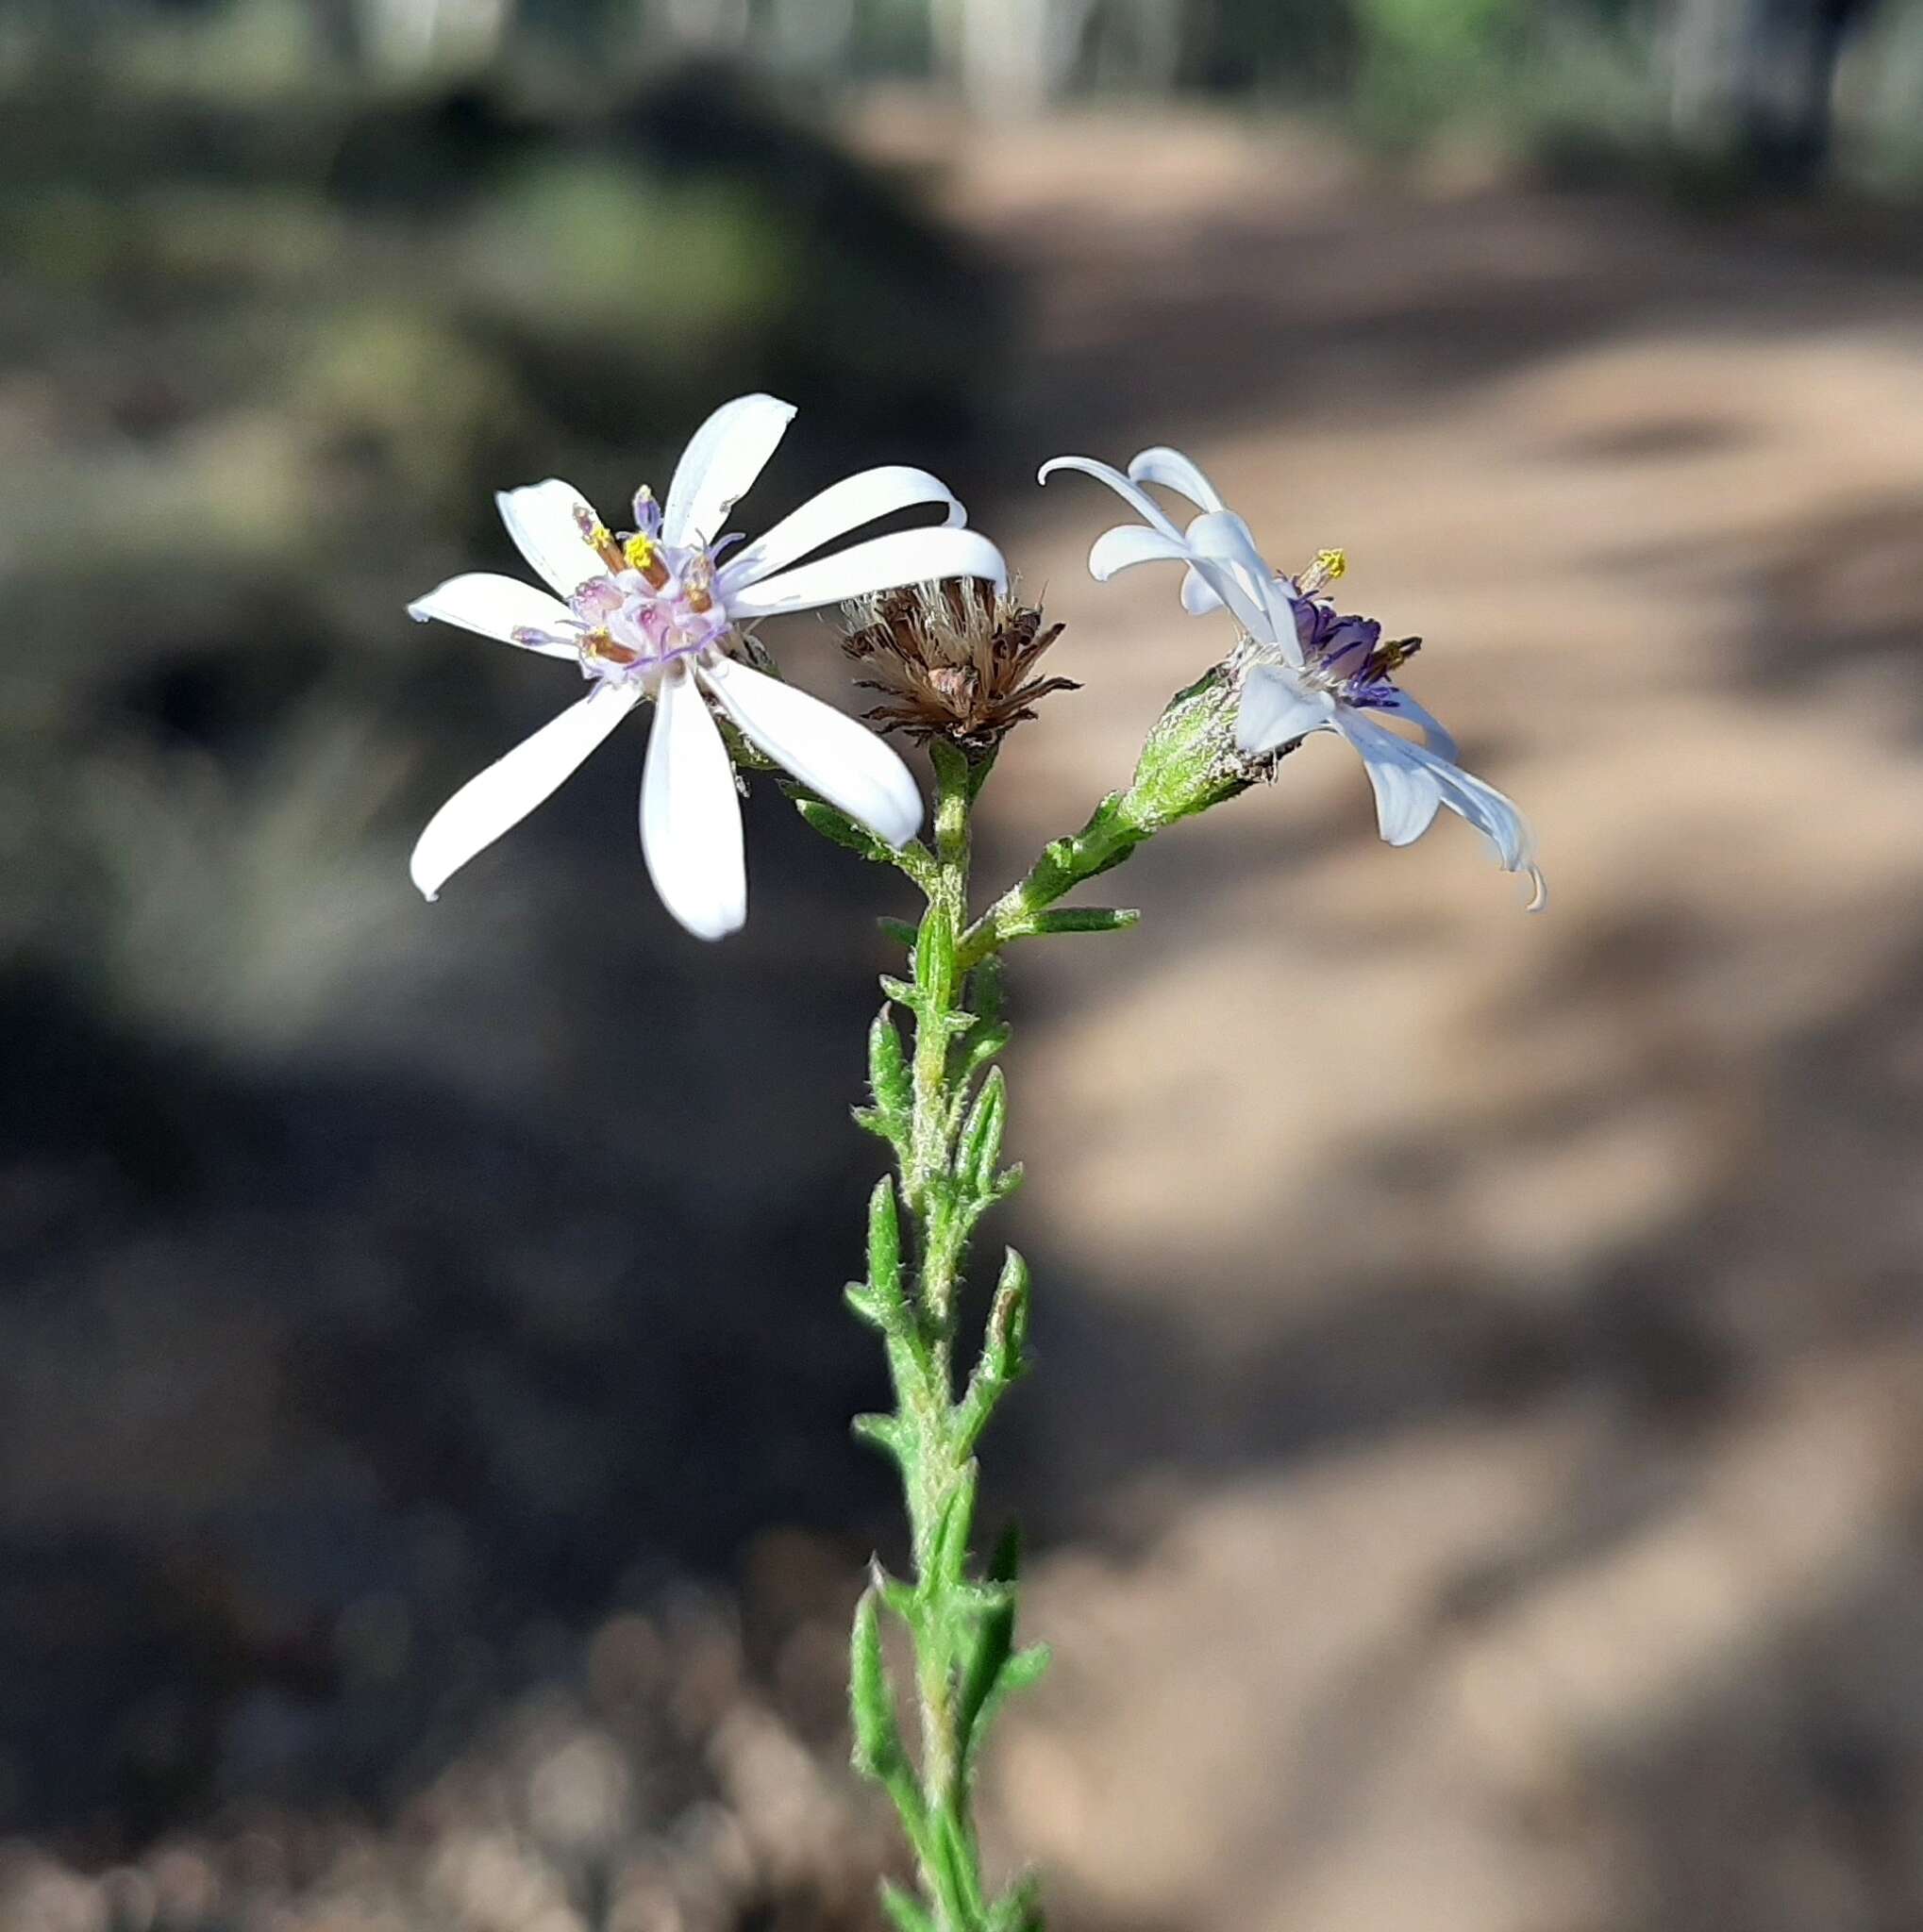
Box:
[839,580,1078,752]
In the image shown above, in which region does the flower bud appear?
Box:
[1119,659,1290,834]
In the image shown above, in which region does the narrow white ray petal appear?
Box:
[1086,522,1197,580]
[716,466,965,595]
[1374,690,1460,763]
[1037,456,1186,539]
[1127,445,1227,514]
[1236,665,1334,756]
[1346,717,1446,847]
[640,665,747,941]
[699,657,922,850]
[1186,510,1303,662]
[411,681,640,901]
[727,528,1007,620]
[495,479,607,598]
[407,574,580,658]
[1345,716,1543,903]
[662,393,796,548]
[1180,567,1226,615]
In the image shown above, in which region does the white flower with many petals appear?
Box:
[408,393,1007,939]
[1041,446,1545,909]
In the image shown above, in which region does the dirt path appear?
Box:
[856,107,1923,1932]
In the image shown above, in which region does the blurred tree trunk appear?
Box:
[1670,0,1880,186]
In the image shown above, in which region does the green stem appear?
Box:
[855,741,1039,1932]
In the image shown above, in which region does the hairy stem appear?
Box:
[851,741,1042,1932]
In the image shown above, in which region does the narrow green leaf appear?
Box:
[868,1007,911,1122]
[1000,1642,1052,1693]
[960,1020,1012,1080]
[878,1882,937,1932]
[914,904,958,1000]
[985,1247,1030,1380]
[844,1280,886,1330]
[967,954,1007,1031]
[850,1413,905,1462]
[957,1521,1021,1766]
[1013,906,1141,938]
[878,974,921,1009]
[958,1248,1032,1454]
[874,1563,920,1625]
[849,1589,908,1781]
[878,915,919,951]
[928,1465,978,1592]
[985,1874,1045,1932]
[958,1066,1008,1200]
[992,1161,1026,1201]
[795,795,891,861]
[866,1176,903,1309]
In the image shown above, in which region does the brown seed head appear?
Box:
[839,579,1077,753]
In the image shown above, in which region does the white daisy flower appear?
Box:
[1041,446,1545,910]
[408,393,1008,939]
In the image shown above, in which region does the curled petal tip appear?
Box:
[1522,866,1548,913]
[405,603,431,624]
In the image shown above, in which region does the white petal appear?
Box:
[1127,445,1226,514]
[698,656,922,849]
[1185,509,1301,661]
[1037,455,1185,538]
[1351,724,1445,846]
[640,665,747,941]
[726,528,1007,620]
[411,681,640,900]
[716,466,965,595]
[1236,666,1334,756]
[495,479,606,598]
[407,574,580,658]
[662,393,796,548]
[1372,690,1460,763]
[1086,522,1196,580]
[1179,567,1225,615]
[1344,715,1544,902]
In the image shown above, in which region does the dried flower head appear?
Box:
[840,579,1078,752]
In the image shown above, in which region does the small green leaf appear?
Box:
[928,1465,978,1591]
[878,915,919,951]
[1012,906,1142,939]
[957,1521,1021,1763]
[1000,1641,1052,1694]
[985,1874,1045,1932]
[878,1881,937,1932]
[850,1413,905,1462]
[984,1247,1030,1379]
[878,974,921,1009]
[866,1176,903,1310]
[914,904,958,1000]
[849,1589,908,1781]
[959,1021,1011,1081]
[844,1280,886,1330]
[868,1007,911,1122]
[795,795,891,861]
[958,1067,1008,1200]
[968,954,1007,1031]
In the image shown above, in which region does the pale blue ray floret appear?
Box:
[1040,445,1545,910]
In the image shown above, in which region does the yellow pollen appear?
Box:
[624,533,656,572]
[1316,548,1346,580]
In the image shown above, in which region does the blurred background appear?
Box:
[5,0,1923,1926]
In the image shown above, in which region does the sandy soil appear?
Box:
[852,107,1923,1932]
